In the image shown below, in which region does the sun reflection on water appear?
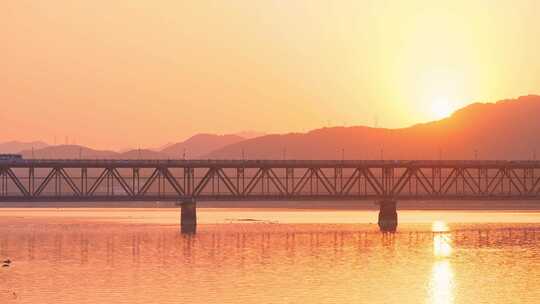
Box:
[433,221,452,257]
[432,221,449,232]
[433,234,452,257]
[429,260,454,304]
[429,221,454,304]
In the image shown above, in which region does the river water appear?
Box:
[0,208,539,303]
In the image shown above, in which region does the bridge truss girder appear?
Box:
[1,162,540,202]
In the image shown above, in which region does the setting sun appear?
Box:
[431,99,455,120]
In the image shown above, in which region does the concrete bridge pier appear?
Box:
[377,200,398,232]
[179,198,197,234]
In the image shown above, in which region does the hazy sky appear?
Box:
[2,1,540,149]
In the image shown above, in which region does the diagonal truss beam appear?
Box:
[505,168,525,194]
[462,168,481,194]
[57,168,82,196]
[266,168,288,195]
[314,168,337,195]
[391,168,412,196]
[361,168,384,196]
[138,168,160,196]
[341,168,361,195]
[439,168,458,194]
[87,168,110,196]
[291,168,314,195]
[4,168,30,197]
[215,168,240,196]
[110,168,135,196]
[193,168,217,196]
[160,167,185,196]
[34,168,58,196]
[486,169,504,194]
[413,168,436,195]
[243,168,264,195]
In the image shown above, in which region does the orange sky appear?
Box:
[2,1,540,150]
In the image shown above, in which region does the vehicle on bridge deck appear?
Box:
[0,154,23,160]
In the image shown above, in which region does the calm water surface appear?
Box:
[0,208,539,303]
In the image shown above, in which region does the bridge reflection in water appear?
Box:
[1,226,537,265]
[1,159,540,232]
[1,223,538,303]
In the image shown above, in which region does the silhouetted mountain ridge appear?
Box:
[16,133,246,159]
[207,95,540,160]
[19,145,118,159]
[161,134,245,158]
[9,95,540,160]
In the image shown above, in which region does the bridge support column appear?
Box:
[179,198,197,234]
[378,200,397,232]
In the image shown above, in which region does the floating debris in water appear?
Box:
[2,259,12,267]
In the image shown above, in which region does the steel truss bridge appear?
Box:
[1,159,540,202]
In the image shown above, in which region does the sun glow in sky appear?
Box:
[431,98,455,120]
[2,1,540,149]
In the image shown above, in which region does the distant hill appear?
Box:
[120,149,169,159]
[153,142,176,151]
[233,131,266,139]
[20,145,118,159]
[207,95,540,160]
[19,145,172,159]
[17,133,245,159]
[161,134,245,159]
[0,141,48,154]
[11,95,540,160]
